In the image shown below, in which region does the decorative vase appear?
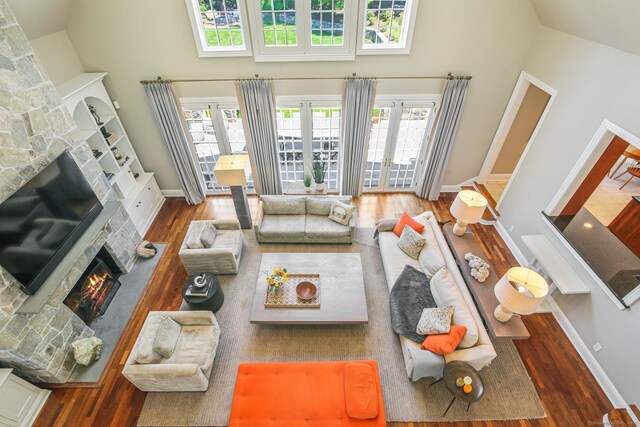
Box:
[315,183,325,192]
[305,186,311,193]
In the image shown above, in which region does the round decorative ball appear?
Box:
[463,383,473,394]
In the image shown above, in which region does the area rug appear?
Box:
[138,230,545,425]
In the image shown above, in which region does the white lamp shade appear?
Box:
[213,154,250,186]
[494,267,549,315]
[450,190,488,224]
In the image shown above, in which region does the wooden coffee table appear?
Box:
[249,253,368,324]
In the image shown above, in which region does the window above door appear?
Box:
[185,0,418,60]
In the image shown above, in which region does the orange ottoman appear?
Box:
[229,360,386,427]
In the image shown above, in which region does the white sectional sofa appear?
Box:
[378,212,497,381]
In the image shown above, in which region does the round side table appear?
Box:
[182,273,224,313]
[430,360,484,417]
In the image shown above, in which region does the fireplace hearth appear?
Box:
[64,248,122,325]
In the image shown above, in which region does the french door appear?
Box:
[363,98,437,192]
[183,101,254,193]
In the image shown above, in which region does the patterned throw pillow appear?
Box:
[416,306,454,335]
[397,225,426,259]
[328,199,355,226]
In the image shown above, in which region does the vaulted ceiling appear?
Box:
[6,0,75,40]
[6,0,640,58]
[530,0,640,57]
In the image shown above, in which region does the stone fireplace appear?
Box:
[0,3,141,383]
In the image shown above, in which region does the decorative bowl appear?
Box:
[296,281,317,300]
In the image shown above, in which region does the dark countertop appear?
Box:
[545,208,640,304]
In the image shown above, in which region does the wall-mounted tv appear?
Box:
[0,150,103,295]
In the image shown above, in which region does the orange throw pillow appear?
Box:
[393,212,425,237]
[421,325,468,355]
[344,362,379,419]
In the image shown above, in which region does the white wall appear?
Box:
[29,30,83,86]
[498,26,640,404]
[62,0,539,191]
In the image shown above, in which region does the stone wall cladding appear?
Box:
[0,2,141,383]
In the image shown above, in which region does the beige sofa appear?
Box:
[178,219,243,275]
[122,311,221,392]
[254,195,356,243]
[377,212,496,381]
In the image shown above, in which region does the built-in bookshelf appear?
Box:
[57,73,164,235]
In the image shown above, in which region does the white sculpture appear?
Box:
[71,337,103,366]
[464,252,490,282]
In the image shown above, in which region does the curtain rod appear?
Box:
[140,72,472,84]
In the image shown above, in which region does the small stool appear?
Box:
[182,273,224,313]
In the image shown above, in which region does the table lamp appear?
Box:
[213,154,252,229]
[494,267,549,322]
[449,190,488,236]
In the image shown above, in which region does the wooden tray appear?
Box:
[264,274,321,308]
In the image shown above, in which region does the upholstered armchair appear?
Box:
[122,311,221,392]
[178,219,243,275]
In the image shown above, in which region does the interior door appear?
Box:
[363,101,435,192]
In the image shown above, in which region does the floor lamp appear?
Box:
[214,155,252,229]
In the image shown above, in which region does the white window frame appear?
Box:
[246,0,358,62]
[363,94,440,193]
[181,97,256,194]
[276,96,343,191]
[356,0,419,55]
[185,0,253,58]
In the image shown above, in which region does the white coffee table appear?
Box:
[249,253,368,324]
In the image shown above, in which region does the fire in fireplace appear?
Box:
[64,248,121,325]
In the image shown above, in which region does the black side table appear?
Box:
[430,360,485,417]
[182,273,224,313]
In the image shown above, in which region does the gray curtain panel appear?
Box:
[340,78,377,197]
[416,78,470,200]
[236,80,282,195]
[142,81,206,205]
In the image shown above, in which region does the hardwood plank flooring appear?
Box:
[34,193,612,427]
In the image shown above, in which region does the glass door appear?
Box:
[183,103,254,194]
[364,100,436,192]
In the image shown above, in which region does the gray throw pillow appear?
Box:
[185,222,205,249]
[200,223,217,248]
[261,196,306,215]
[134,316,164,364]
[397,225,426,259]
[416,306,454,335]
[152,316,181,359]
[328,199,355,225]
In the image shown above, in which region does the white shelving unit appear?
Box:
[57,73,164,236]
[0,369,50,427]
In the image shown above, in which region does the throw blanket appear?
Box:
[389,265,437,343]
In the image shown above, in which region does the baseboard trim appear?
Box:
[545,296,627,409]
[493,219,528,266]
[440,176,478,193]
[161,189,185,197]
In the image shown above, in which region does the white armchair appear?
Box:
[178,219,243,275]
[122,311,220,392]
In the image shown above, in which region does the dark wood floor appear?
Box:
[34,193,612,427]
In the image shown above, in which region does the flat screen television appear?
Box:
[0,150,103,295]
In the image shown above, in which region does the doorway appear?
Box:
[363,98,438,192]
[477,72,556,211]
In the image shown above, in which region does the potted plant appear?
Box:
[312,161,326,192]
[303,174,312,193]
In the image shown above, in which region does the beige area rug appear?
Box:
[138,229,545,426]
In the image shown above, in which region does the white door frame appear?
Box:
[476,71,557,210]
